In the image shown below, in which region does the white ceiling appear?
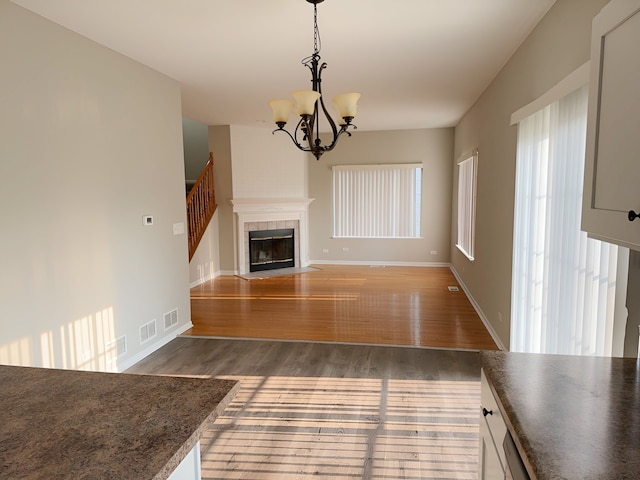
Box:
[12,0,556,132]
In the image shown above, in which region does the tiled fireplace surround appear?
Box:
[231,198,313,275]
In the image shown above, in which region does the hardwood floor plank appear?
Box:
[128,337,482,479]
[186,265,498,351]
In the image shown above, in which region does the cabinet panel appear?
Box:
[480,370,507,468]
[480,370,507,479]
[593,9,640,211]
[583,0,640,250]
[480,418,506,480]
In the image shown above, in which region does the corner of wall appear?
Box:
[449,264,507,351]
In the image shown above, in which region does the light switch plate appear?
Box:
[173,222,185,235]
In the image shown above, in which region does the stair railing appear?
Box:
[187,153,217,260]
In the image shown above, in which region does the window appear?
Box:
[456,150,478,261]
[511,85,627,356]
[332,164,422,238]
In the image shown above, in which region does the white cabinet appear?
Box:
[479,370,507,480]
[582,0,640,250]
[480,418,505,480]
[167,442,202,480]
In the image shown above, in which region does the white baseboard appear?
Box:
[189,273,215,289]
[189,269,237,287]
[118,322,193,372]
[449,265,506,351]
[309,259,451,267]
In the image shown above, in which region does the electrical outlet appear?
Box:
[342,247,349,252]
[322,248,329,254]
[142,215,153,226]
[498,312,503,323]
[430,250,438,255]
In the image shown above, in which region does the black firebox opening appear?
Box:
[249,228,295,272]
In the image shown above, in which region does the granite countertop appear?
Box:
[0,365,238,480]
[481,351,640,480]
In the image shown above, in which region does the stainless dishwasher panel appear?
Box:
[503,431,530,480]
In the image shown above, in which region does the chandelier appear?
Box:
[268,0,360,160]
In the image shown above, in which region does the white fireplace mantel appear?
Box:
[230,198,314,275]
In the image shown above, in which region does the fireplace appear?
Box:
[249,229,295,272]
[231,198,314,275]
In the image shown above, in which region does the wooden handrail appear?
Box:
[187,152,217,260]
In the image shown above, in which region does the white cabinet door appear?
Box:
[582,0,640,250]
[479,416,506,480]
[479,370,506,480]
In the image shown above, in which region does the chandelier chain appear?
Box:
[313,3,321,55]
[302,3,322,67]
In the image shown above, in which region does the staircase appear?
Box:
[186,152,217,261]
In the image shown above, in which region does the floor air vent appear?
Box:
[448,286,460,292]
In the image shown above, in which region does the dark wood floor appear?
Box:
[129,337,482,480]
[186,264,498,351]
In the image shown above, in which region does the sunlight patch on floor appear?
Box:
[201,376,480,479]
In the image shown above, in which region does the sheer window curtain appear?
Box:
[511,85,627,356]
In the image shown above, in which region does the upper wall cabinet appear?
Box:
[583,0,640,251]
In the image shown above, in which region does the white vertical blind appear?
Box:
[456,153,477,260]
[332,164,422,238]
[511,85,625,356]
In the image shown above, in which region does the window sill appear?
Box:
[455,244,475,262]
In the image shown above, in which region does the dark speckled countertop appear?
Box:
[0,365,238,480]
[481,351,640,480]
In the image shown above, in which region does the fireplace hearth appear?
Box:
[249,229,295,272]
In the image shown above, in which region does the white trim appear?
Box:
[331,236,425,240]
[510,61,590,125]
[456,148,478,165]
[456,151,477,261]
[218,269,236,276]
[449,265,507,351]
[117,323,193,372]
[310,260,450,267]
[189,272,216,289]
[455,243,475,262]
[331,163,423,171]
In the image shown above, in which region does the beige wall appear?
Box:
[0,1,190,371]
[229,125,307,199]
[451,0,610,349]
[308,128,454,264]
[208,125,308,274]
[182,118,210,181]
[208,126,235,273]
[189,213,220,286]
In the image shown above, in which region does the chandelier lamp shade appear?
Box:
[268,0,361,160]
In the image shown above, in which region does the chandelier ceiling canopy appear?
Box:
[268,0,360,160]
